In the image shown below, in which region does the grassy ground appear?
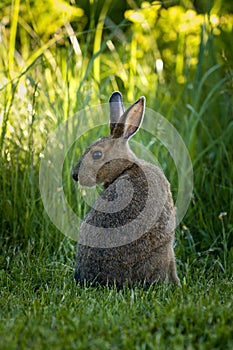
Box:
[0,231,233,350]
[1,2,233,349]
[0,245,233,350]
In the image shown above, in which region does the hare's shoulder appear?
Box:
[132,159,171,190]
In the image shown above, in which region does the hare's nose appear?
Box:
[72,171,78,181]
[72,167,79,181]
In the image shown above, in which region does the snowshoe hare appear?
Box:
[72,92,180,287]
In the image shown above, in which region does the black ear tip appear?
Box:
[139,96,146,104]
[109,91,123,103]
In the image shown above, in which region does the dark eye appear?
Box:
[92,150,103,160]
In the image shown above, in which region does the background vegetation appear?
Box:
[0,0,232,349]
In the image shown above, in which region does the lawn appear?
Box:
[0,255,232,349]
[0,1,233,349]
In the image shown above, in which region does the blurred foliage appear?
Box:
[0,0,232,102]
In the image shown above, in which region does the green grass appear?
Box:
[0,233,233,350]
[0,244,233,350]
[0,1,233,349]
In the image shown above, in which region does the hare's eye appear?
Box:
[92,150,103,160]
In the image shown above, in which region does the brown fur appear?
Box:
[72,92,180,287]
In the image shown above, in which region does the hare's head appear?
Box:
[72,92,145,187]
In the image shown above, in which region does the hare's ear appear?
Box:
[109,91,124,135]
[112,96,145,139]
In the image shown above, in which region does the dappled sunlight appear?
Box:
[22,0,83,38]
[123,3,233,89]
[124,4,232,86]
